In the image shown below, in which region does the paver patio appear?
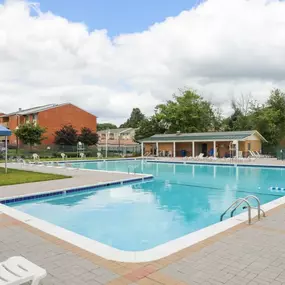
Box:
[1,204,285,284]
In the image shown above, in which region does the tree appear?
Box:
[54,125,78,145]
[14,123,46,147]
[78,127,99,146]
[252,89,285,146]
[154,89,220,133]
[222,89,285,147]
[97,123,117,131]
[120,108,145,128]
[224,94,257,131]
[134,116,167,141]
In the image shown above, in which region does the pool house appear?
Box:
[141,130,267,158]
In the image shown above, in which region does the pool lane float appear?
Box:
[269,186,285,192]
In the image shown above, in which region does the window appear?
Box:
[33,114,38,122]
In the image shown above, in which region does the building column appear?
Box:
[141,142,144,157]
[236,141,239,158]
[156,142,159,156]
[173,142,176,157]
[192,141,195,157]
[213,141,216,158]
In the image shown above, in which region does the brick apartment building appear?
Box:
[0,103,97,145]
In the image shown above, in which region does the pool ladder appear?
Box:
[220,195,266,224]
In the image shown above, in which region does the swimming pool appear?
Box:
[9,160,285,253]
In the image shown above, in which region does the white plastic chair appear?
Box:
[79,152,85,159]
[0,256,47,285]
[97,152,102,158]
[61,153,66,160]
[32,153,39,161]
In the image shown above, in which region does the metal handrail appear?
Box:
[221,195,266,225]
[220,198,252,224]
[230,195,265,220]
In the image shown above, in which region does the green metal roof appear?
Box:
[141,130,267,142]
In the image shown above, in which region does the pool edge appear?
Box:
[1,192,284,263]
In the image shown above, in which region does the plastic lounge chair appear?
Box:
[248,150,257,158]
[254,151,268,158]
[195,153,205,160]
[0,256,47,285]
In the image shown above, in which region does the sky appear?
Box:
[22,0,199,36]
[0,0,285,125]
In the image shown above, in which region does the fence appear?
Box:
[0,143,141,159]
[276,149,285,160]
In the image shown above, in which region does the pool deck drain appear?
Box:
[2,205,285,284]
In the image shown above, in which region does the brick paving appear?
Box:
[2,205,285,284]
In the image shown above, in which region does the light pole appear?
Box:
[105,129,110,158]
[15,126,19,155]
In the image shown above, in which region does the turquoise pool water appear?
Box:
[11,160,285,251]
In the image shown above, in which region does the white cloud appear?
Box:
[0,0,285,124]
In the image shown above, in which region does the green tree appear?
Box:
[154,89,220,133]
[54,125,78,145]
[134,116,167,141]
[14,123,46,147]
[78,127,99,146]
[120,108,145,128]
[97,123,117,131]
[252,89,285,146]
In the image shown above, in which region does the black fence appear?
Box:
[1,144,141,159]
[276,149,285,160]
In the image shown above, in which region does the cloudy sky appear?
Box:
[0,0,284,124]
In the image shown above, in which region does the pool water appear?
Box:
[11,160,285,251]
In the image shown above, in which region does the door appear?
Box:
[202,143,207,157]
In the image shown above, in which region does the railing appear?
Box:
[220,195,265,224]
[230,195,265,220]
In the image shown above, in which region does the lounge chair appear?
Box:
[61,153,67,160]
[249,150,257,158]
[194,153,205,160]
[254,151,269,158]
[0,256,47,285]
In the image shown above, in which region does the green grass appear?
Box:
[0,168,70,186]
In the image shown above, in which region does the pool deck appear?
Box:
[2,159,285,284]
[2,205,285,284]
[152,157,285,167]
[0,163,148,199]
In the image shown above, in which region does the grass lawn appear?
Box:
[0,168,70,186]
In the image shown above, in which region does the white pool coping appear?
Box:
[1,159,285,262]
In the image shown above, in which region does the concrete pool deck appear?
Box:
[0,163,148,199]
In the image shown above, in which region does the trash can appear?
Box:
[181,150,186,157]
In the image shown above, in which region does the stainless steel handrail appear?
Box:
[220,198,252,224]
[230,195,265,220]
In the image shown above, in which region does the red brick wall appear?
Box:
[38,104,97,145]
[7,115,19,144]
